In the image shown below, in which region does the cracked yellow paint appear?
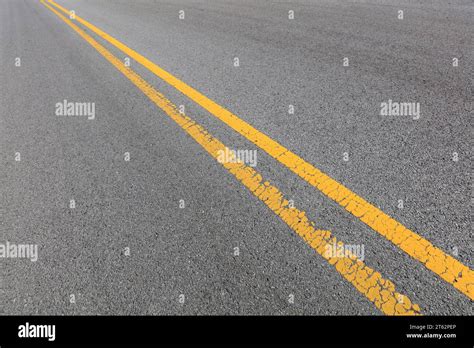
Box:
[40,0,421,315]
[45,0,473,300]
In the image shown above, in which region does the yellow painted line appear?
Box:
[40,0,422,315]
[46,0,474,300]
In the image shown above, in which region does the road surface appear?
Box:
[1,0,472,315]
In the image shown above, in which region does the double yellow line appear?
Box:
[40,0,472,313]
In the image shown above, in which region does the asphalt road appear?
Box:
[0,0,472,315]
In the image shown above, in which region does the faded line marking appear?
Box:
[46,0,473,300]
[40,0,421,315]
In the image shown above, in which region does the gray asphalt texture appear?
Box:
[0,0,472,315]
